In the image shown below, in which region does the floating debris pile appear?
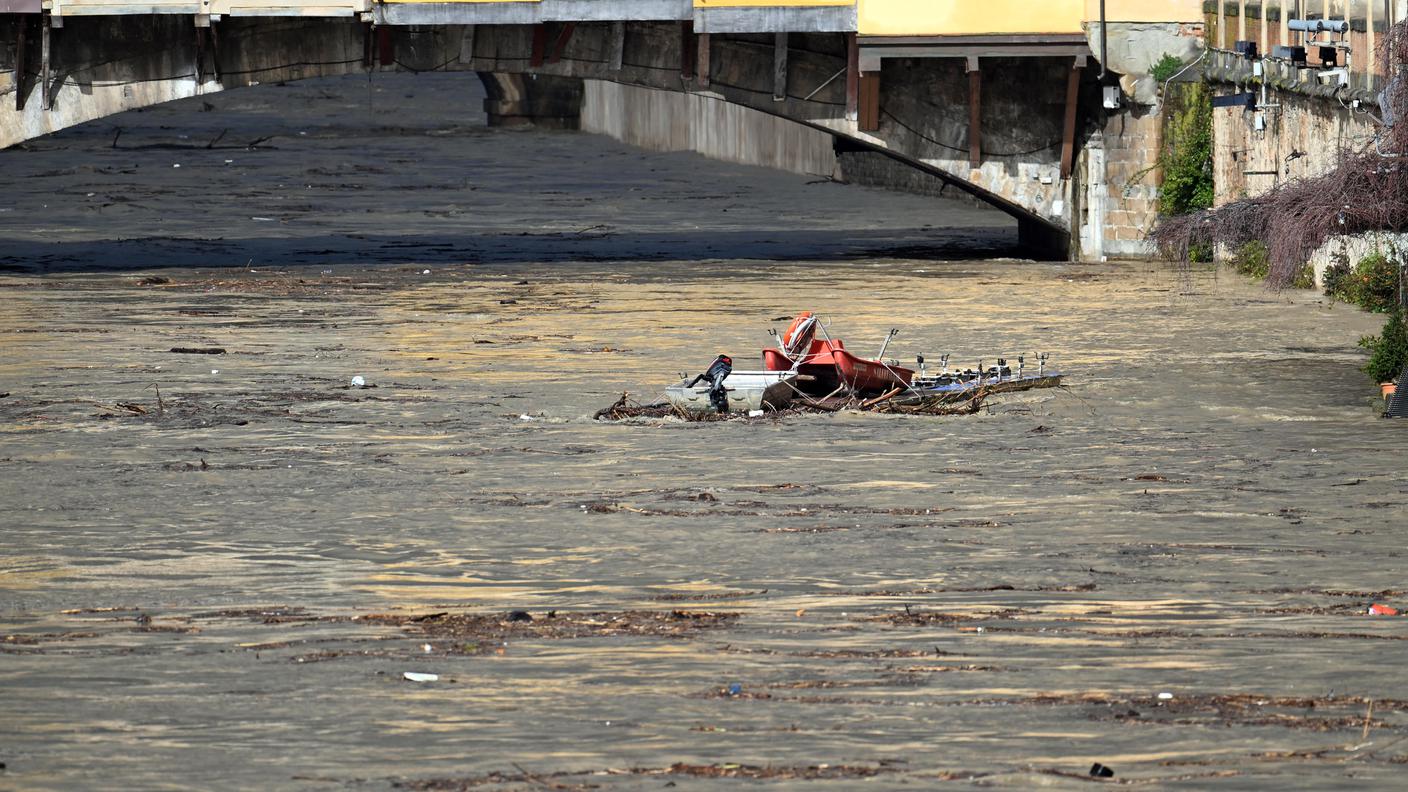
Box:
[637,310,1061,421]
[594,390,988,422]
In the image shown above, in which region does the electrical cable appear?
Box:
[880,109,1062,157]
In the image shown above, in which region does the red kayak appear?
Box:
[763,333,914,396]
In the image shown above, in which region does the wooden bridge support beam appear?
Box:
[194,19,205,87]
[858,71,879,131]
[530,23,548,68]
[680,21,694,80]
[549,22,575,65]
[377,25,393,67]
[966,55,980,169]
[1060,55,1086,179]
[14,15,27,111]
[208,21,222,83]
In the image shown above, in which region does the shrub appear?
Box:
[1360,310,1408,383]
[1230,241,1269,279]
[1150,54,1186,84]
[1327,250,1402,312]
[1355,251,1401,313]
[1322,257,1352,300]
[1289,262,1317,290]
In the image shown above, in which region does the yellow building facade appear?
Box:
[858,0,1204,36]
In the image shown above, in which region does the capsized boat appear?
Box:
[664,371,800,414]
[762,312,914,395]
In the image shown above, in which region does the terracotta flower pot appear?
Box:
[1382,382,1398,399]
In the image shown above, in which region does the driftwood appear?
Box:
[870,393,987,415]
[594,390,989,422]
[860,387,904,409]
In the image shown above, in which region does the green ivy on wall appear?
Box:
[1159,82,1215,218]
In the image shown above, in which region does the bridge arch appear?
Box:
[0,15,1094,258]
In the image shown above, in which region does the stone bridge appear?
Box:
[0,2,1210,259]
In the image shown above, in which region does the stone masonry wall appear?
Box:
[1211,85,1386,283]
[1100,110,1165,257]
[1212,86,1379,207]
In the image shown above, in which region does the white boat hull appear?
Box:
[664,371,798,414]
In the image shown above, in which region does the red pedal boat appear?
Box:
[763,312,914,395]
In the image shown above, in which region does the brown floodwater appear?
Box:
[2,74,1406,790]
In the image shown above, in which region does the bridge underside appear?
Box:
[0,14,1102,259]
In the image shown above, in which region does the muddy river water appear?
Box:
[2,75,1406,790]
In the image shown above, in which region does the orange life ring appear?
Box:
[782,310,816,346]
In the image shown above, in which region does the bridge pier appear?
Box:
[1017,217,1072,262]
[477,72,582,129]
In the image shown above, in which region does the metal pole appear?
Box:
[1099,0,1107,79]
